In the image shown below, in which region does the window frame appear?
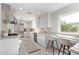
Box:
[58,10,79,34]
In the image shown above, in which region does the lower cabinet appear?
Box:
[37,34,48,47]
[0,36,20,55]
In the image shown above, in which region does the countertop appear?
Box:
[50,34,79,43]
[0,36,19,40]
[70,43,79,54]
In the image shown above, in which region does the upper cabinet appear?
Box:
[2,3,16,23]
[9,11,17,24]
[0,4,2,34]
[2,4,11,22]
[37,13,48,28]
[2,3,17,33]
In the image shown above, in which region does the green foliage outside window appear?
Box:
[61,21,78,32]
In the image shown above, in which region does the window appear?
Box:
[60,12,79,32]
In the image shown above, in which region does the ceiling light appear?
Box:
[19,8,23,10]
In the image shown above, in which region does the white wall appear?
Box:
[36,3,79,33]
[49,3,79,33]
[24,21,32,28]
[37,13,48,27]
[0,3,2,34]
[32,19,36,28]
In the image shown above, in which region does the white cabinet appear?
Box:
[2,4,11,33]
[37,34,48,47]
[18,23,24,32]
[0,37,20,55]
[0,4,2,34]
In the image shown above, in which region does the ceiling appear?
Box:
[8,3,70,21]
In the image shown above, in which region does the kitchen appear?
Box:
[0,3,79,55]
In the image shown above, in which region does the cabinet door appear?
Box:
[37,34,48,47]
[2,22,8,32]
[7,38,20,54]
[37,34,45,47]
[2,7,10,22]
[0,37,20,55]
[0,39,8,54]
[14,24,18,33]
[2,4,10,33]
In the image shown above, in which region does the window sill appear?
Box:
[57,32,79,37]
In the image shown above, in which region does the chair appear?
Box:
[58,38,72,55]
[46,35,58,55]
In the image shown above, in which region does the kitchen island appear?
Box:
[70,43,79,55]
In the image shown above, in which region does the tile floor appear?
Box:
[19,42,71,55]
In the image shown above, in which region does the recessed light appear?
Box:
[19,8,23,10]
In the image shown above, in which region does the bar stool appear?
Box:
[58,38,72,55]
[46,35,58,55]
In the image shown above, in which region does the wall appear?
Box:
[24,21,32,28]
[0,3,2,35]
[47,4,79,49]
[49,3,79,33]
[37,13,48,28]
[32,19,36,28]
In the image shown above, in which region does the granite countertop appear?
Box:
[70,43,79,54]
